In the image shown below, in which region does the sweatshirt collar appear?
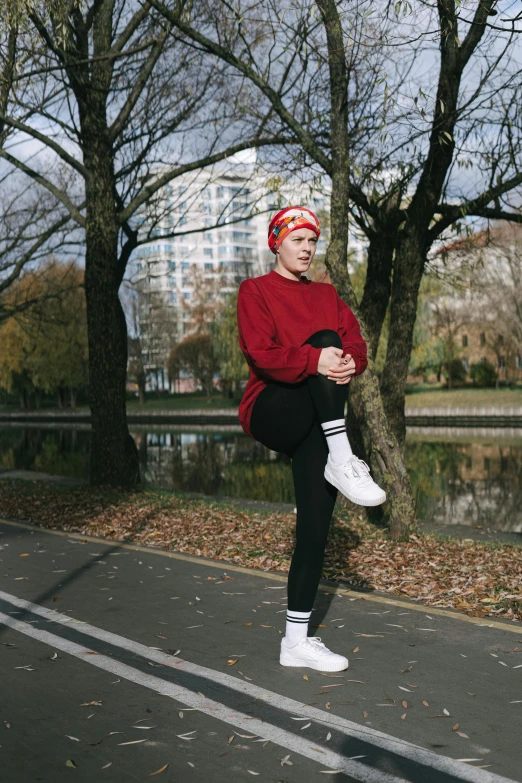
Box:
[268,269,310,287]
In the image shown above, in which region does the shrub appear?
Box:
[470,360,497,387]
[442,358,467,387]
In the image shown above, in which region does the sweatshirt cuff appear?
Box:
[352,353,367,376]
[306,346,322,376]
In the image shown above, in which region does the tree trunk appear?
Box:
[325,162,416,539]
[70,388,77,408]
[317,0,416,538]
[359,220,397,358]
[82,123,140,488]
[379,233,425,448]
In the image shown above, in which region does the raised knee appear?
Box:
[302,329,342,349]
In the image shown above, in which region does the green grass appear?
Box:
[3,386,522,414]
[404,386,522,408]
[126,395,239,410]
[0,393,239,413]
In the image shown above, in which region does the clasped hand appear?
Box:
[317,346,356,385]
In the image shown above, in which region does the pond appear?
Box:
[1,424,521,535]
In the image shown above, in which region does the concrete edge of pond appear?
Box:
[1,405,522,427]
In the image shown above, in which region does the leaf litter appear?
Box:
[2,481,520,621]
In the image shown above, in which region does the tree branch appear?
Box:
[0,112,89,179]
[147,0,333,177]
[0,149,86,227]
[118,135,295,225]
[0,210,75,296]
[430,172,522,240]
[109,23,171,142]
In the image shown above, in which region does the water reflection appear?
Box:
[134,430,294,503]
[1,424,521,532]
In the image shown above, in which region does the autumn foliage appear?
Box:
[0,261,88,408]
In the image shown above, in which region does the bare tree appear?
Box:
[0,1,290,487]
[150,0,522,536]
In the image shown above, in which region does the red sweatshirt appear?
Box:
[237,269,368,438]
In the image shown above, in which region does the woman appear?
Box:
[236,206,386,673]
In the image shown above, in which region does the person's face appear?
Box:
[275,228,318,277]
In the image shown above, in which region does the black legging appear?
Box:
[250,329,349,612]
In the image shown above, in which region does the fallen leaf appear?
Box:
[65,760,76,768]
[455,731,469,739]
[303,674,309,681]
[401,713,407,720]
[456,758,483,763]
[149,764,169,776]
[80,701,102,707]
[401,700,408,709]
[363,711,369,718]
[65,735,80,742]
[226,659,238,666]
[118,739,148,746]
[422,700,430,707]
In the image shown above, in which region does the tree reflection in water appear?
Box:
[406,437,522,532]
[1,426,522,532]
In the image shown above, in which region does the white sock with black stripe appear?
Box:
[321,418,353,465]
[285,609,312,646]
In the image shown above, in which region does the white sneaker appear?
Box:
[324,454,386,506]
[280,636,349,672]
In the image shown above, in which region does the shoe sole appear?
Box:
[280,651,349,672]
[324,465,386,507]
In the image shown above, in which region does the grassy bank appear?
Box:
[404,386,522,408]
[2,387,522,414]
[0,479,520,623]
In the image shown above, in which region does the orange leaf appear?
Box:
[149,764,169,777]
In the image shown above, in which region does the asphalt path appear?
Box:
[0,517,521,783]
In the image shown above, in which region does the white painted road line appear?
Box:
[0,589,517,783]
[0,610,401,783]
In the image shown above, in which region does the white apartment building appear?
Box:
[130,149,365,389]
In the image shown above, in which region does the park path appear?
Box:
[0,517,521,783]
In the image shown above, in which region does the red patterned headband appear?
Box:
[268,206,321,254]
